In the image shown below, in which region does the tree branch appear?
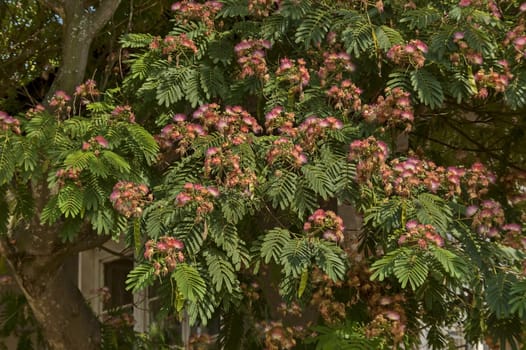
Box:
[88,0,123,36]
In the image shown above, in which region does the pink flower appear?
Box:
[406,220,418,229]
[454,32,465,41]
[156,241,168,251]
[385,311,400,321]
[503,223,521,232]
[207,186,220,197]
[173,113,187,122]
[94,135,109,148]
[176,192,192,205]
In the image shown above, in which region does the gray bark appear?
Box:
[46,0,122,101]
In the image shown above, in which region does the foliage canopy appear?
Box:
[2,0,526,349]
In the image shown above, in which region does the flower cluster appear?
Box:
[217,105,263,141]
[364,292,407,346]
[267,137,307,168]
[501,223,525,250]
[110,181,152,218]
[381,157,443,197]
[149,34,198,59]
[204,147,258,192]
[0,111,21,135]
[310,267,346,324]
[365,312,406,346]
[326,79,362,112]
[386,40,428,68]
[275,58,310,93]
[191,103,221,128]
[158,104,263,154]
[192,104,262,144]
[25,104,46,119]
[348,137,389,183]
[503,18,526,61]
[144,236,185,275]
[49,90,71,109]
[463,162,496,199]
[171,1,223,29]
[257,321,297,350]
[473,68,512,99]
[318,52,355,86]
[111,105,135,123]
[466,200,505,238]
[362,88,414,131]
[303,209,345,243]
[297,116,343,151]
[264,106,296,136]
[379,157,495,199]
[450,32,483,66]
[82,135,109,153]
[156,113,206,153]
[397,220,444,249]
[74,79,99,100]
[248,0,277,17]
[235,39,272,80]
[175,183,219,217]
[502,170,526,205]
[55,168,81,187]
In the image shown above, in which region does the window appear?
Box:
[103,257,134,311]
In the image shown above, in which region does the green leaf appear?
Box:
[0,139,16,185]
[199,63,227,99]
[119,33,155,48]
[100,151,131,174]
[0,186,9,234]
[126,262,156,292]
[265,170,297,210]
[172,264,207,302]
[375,25,404,50]
[410,69,444,109]
[510,280,526,318]
[63,150,96,171]
[342,16,373,57]
[298,268,309,297]
[217,0,249,18]
[126,124,160,165]
[413,193,452,232]
[280,238,311,277]
[486,273,515,319]
[204,249,237,293]
[295,7,332,48]
[429,247,467,279]
[314,240,347,281]
[261,228,292,264]
[57,184,84,218]
[41,196,61,225]
[393,250,429,290]
[370,250,399,282]
[400,7,441,30]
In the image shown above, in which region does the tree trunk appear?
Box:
[2,2,123,349]
[45,0,123,100]
[47,19,94,100]
[13,262,101,350]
